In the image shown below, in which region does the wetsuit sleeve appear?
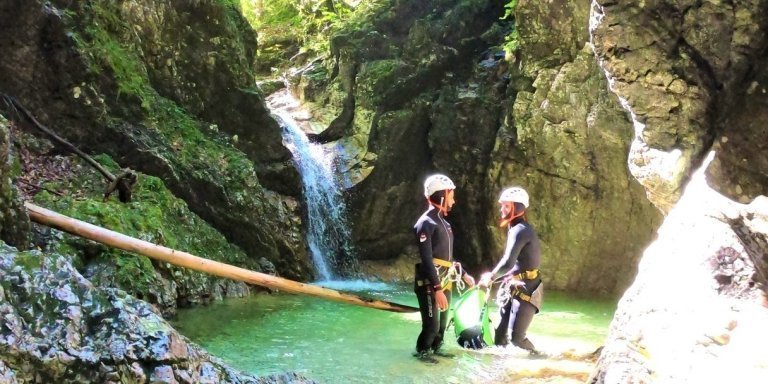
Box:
[490,225,531,279]
[415,220,440,287]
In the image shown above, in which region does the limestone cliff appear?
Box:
[0,0,311,280]
[589,0,768,380]
[592,0,768,213]
[290,0,661,295]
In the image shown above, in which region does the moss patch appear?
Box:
[64,1,264,195]
[10,251,43,272]
[355,59,412,108]
[32,153,254,300]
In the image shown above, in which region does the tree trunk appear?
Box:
[25,202,418,313]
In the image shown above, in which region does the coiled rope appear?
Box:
[436,262,467,293]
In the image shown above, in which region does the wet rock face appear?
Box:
[293,0,660,295]
[0,244,317,384]
[516,0,590,73]
[293,0,508,264]
[0,1,312,280]
[0,117,30,248]
[590,0,768,212]
[100,1,296,187]
[489,43,661,295]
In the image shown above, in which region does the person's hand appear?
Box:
[435,289,449,311]
[462,274,475,288]
[478,272,493,287]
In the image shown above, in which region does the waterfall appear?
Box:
[268,92,358,280]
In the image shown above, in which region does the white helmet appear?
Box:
[498,186,529,207]
[423,174,456,197]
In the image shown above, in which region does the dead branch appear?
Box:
[1,93,116,182]
[103,169,137,202]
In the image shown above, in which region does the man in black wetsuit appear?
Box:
[478,186,543,356]
[413,174,475,364]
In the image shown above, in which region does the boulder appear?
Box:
[0,244,317,383]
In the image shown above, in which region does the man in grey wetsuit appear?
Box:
[479,186,543,356]
[413,174,474,364]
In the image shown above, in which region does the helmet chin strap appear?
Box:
[499,204,525,227]
[428,196,449,216]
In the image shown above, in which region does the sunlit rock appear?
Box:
[590,153,768,382]
[590,0,768,212]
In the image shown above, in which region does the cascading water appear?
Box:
[269,92,358,281]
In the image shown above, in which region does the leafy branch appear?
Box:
[501,0,520,59]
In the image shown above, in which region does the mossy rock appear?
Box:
[0,115,31,248]
[33,153,256,314]
[355,59,413,109]
[41,0,307,279]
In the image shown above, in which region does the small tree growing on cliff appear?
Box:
[501,0,520,61]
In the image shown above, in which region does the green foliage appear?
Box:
[293,1,353,54]
[502,0,518,19]
[240,0,304,68]
[246,0,302,29]
[245,0,384,61]
[503,28,520,59]
[72,3,149,102]
[501,0,519,59]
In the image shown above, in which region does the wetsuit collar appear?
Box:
[426,205,445,218]
[508,216,526,227]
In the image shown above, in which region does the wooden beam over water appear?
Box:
[25,202,419,313]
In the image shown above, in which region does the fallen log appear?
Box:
[25,202,418,313]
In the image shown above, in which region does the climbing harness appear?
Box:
[433,258,466,292]
[495,271,543,312]
[512,269,539,280]
[495,270,538,305]
[414,258,466,292]
[496,279,532,306]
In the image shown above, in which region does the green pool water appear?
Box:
[172,282,615,383]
